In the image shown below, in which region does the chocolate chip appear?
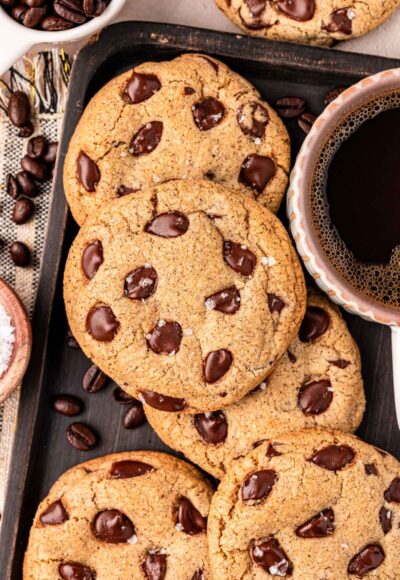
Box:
[6,174,20,199]
[223,241,256,276]
[142,550,167,580]
[86,306,119,342]
[384,477,400,503]
[123,71,161,104]
[194,411,228,444]
[66,422,97,451]
[298,112,316,134]
[130,121,163,156]
[13,197,34,224]
[81,240,103,280]
[267,293,286,314]
[147,320,182,355]
[205,286,241,314]
[324,8,353,34]
[242,469,277,501]
[59,562,96,580]
[145,211,189,238]
[43,141,58,164]
[330,359,350,369]
[77,151,100,192]
[324,86,346,107]
[275,96,305,118]
[239,154,275,194]
[20,155,47,181]
[199,56,219,73]
[191,571,204,580]
[237,101,269,139]
[296,508,335,538]
[52,394,82,417]
[92,510,135,543]
[140,390,186,412]
[27,135,47,159]
[83,364,108,393]
[117,185,138,197]
[112,387,135,405]
[184,86,195,95]
[16,171,37,197]
[245,0,266,17]
[266,443,282,458]
[110,460,154,478]
[348,544,385,577]
[274,0,315,21]
[124,265,158,300]
[379,506,392,534]
[299,306,330,342]
[123,402,146,429]
[288,350,297,363]
[66,328,80,349]
[8,91,31,127]
[40,500,68,525]
[193,97,225,131]
[10,241,30,267]
[251,537,293,576]
[204,349,233,383]
[311,444,355,471]
[298,379,333,415]
[364,463,378,476]
[176,497,207,534]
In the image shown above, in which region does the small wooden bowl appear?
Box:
[0,278,32,403]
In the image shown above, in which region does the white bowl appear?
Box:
[0,0,126,76]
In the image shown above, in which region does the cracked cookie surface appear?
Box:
[24,451,212,580]
[216,0,400,46]
[63,53,290,226]
[63,179,306,413]
[145,291,365,478]
[208,429,400,579]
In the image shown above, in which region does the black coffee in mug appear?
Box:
[311,91,400,309]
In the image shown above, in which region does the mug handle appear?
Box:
[391,326,400,429]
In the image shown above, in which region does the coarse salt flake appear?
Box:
[261,256,277,267]
[205,298,216,311]
[0,304,15,377]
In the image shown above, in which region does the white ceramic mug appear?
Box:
[288,68,400,427]
[0,0,126,76]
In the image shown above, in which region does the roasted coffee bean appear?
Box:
[18,122,34,138]
[82,363,108,393]
[298,111,316,134]
[4,0,109,29]
[275,96,305,118]
[8,91,31,128]
[54,0,86,24]
[27,134,48,159]
[23,6,47,27]
[41,14,74,29]
[11,4,28,23]
[112,387,135,405]
[13,196,34,224]
[25,0,47,6]
[66,422,97,451]
[6,174,20,199]
[83,0,96,16]
[52,394,83,417]
[123,401,146,429]
[16,171,38,197]
[0,0,15,6]
[93,0,106,15]
[10,241,30,267]
[21,155,47,181]
[43,141,58,164]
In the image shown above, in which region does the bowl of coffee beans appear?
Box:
[0,0,126,75]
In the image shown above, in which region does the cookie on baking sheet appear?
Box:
[208,429,400,579]
[216,0,400,46]
[145,291,365,479]
[24,451,212,579]
[63,52,290,226]
[64,179,306,413]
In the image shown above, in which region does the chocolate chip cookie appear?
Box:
[145,291,365,478]
[24,451,212,579]
[216,0,400,46]
[208,429,400,579]
[63,53,290,226]
[64,179,306,413]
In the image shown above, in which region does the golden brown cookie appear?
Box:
[63,179,306,413]
[145,291,365,478]
[63,53,290,225]
[208,429,400,579]
[24,451,212,580]
[216,0,400,46]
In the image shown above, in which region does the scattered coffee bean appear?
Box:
[122,401,146,429]
[41,14,73,29]
[52,394,83,416]
[275,96,305,118]
[298,112,316,134]
[20,155,47,181]
[82,363,108,393]
[66,328,80,349]
[18,122,34,138]
[7,91,31,128]
[6,174,20,199]
[113,386,135,405]
[24,6,47,27]
[42,141,58,164]
[66,422,96,451]
[12,197,34,224]
[27,135,48,159]
[10,241,30,267]
[16,171,38,197]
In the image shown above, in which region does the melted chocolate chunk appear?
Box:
[223,240,256,276]
[194,411,228,444]
[176,497,207,534]
[267,293,286,313]
[242,469,277,501]
[117,185,138,197]
[145,211,189,237]
[310,444,355,471]
[379,506,392,534]
[237,101,269,139]
[348,544,385,577]
[324,8,353,34]
[204,349,233,383]
[251,538,293,576]
[193,97,225,131]
[191,571,204,580]
[274,0,315,21]
[330,359,351,369]
[205,286,241,314]
[59,562,96,580]
[288,350,297,363]
[40,500,68,525]
[299,306,330,342]
[266,443,282,458]
[142,550,167,580]
[86,306,119,342]
[184,86,195,95]
[364,463,378,476]
[384,477,400,503]
[239,154,275,194]
[147,320,182,355]
[298,379,333,415]
[77,151,100,192]
[110,460,154,478]
[130,121,163,156]
[124,265,158,300]
[296,508,335,538]
[140,390,186,412]
[92,510,135,543]
[245,0,266,17]
[81,240,103,280]
[123,71,161,104]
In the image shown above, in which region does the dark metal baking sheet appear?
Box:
[1,22,399,579]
